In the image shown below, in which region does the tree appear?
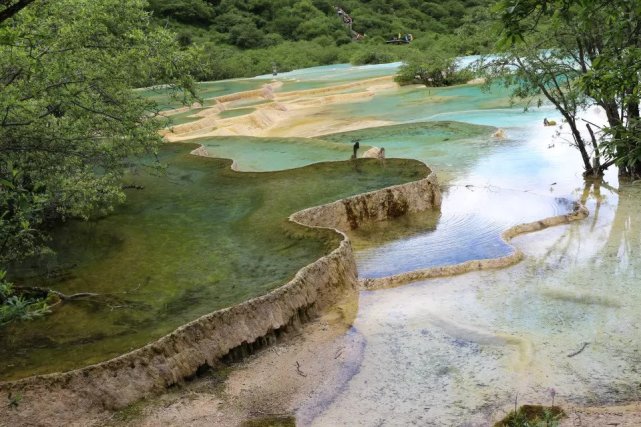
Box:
[0,0,196,265]
[395,45,473,87]
[487,0,641,178]
[147,0,214,25]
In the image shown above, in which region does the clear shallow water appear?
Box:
[197,122,493,173]
[198,136,359,172]
[2,148,427,380]
[330,82,524,124]
[137,79,271,111]
[348,120,586,277]
[309,179,641,426]
[255,62,402,86]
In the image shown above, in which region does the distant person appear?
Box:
[352,139,360,157]
[543,117,549,126]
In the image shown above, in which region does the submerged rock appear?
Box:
[492,128,507,139]
[362,146,386,159]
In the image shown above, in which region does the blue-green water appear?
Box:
[2,147,428,380]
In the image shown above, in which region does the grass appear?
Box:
[241,416,296,427]
[495,404,566,427]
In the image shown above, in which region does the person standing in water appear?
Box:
[352,139,360,157]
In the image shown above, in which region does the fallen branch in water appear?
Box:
[567,342,589,358]
[122,184,145,190]
[295,361,307,377]
[14,286,99,301]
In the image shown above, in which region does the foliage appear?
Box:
[188,39,425,81]
[0,271,49,325]
[494,404,565,427]
[486,0,641,178]
[396,50,474,87]
[0,0,196,264]
[148,0,494,43]
[148,0,497,76]
[148,0,214,25]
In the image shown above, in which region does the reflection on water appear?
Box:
[352,186,573,278]
[348,111,587,279]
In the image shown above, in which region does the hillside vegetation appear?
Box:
[147,0,496,80]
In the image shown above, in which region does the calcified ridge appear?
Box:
[161,76,395,140]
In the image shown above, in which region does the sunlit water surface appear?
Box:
[307,179,641,426]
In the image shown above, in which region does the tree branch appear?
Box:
[0,0,34,24]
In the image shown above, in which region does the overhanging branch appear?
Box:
[0,0,34,24]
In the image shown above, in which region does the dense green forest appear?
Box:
[146,0,496,80]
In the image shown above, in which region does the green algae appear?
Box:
[1,144,429,380]
[241,416,296,427]
[495,405,565,427]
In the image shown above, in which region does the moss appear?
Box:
[495,405,566,427]
[107,399,148,425]
[241,415,296,427]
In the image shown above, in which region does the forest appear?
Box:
[146,0,496,80]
